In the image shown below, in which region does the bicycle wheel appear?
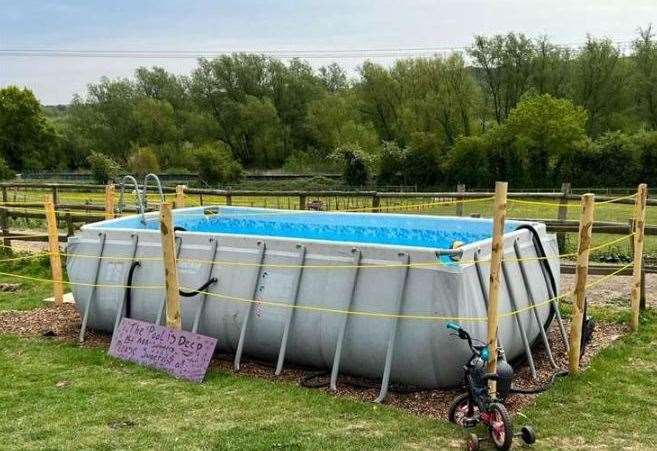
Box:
[448,393,478,426]
[488,402,513,450]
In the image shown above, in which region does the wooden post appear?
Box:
[160,203,181,330]
[226,189,232,206]
[104,184,115,220]
[557,182,571,251]
[44,194,64,306]
[51,186,59,210]
[65,212,74,237]
[372,193,380,213]
[569,193,595,373]
[628,218,647,311]
[175,185,186,209]
[486,181,508,394]
[0,208,11,255]
[456,184,466,216]
[630,184,648,331]
[299,194,307,210]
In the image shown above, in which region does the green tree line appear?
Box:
[2,28,657,187]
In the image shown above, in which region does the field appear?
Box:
[0,259,656,449]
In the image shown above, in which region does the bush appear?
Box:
[0,157,15,181]
[377,141,406,186]
[86,152,122,183]
[330,144,374,187]
[187,142,243,185]
[128,146,160,177]
[446,135,492,188]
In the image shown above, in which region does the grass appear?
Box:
[0,262,657,449]
[0,253,53,310]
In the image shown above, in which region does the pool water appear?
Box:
[98,207,521,249]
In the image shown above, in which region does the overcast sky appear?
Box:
[1,0,656,105]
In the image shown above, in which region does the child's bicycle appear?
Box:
[446,322,535,450]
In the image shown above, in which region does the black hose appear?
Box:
[179,277,218,297]
[507,224,590,394]
[509,370,569,394]
[125,261,141,318]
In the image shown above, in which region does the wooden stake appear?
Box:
[175,185,186,209]
[456,184,466,216]
[630,184,648,331]
[104,184,115,220]
[569,193,595,373]
[44,194,64,305]
[160,203,181,329]
[486,181,508,394]
[557,182,571,251]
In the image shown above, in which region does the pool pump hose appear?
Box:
[124,260,217,318]
[507,224,594,395]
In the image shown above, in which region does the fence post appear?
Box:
[104,184,115,220]
[569,193,595,373]
[65,212,74,237]
[456,184,466,216]
[175,185,186,209]
[51,186,59,210]
[44,194,64,306]
[487,181,508,395]
[299,193,307,210]
[160,202,181,330]
[630,184,648,331]
[557,182,571,251]
[0,208,11,255]
[628,218,647,311]
[226,189,232,206]
[372,193,380,213]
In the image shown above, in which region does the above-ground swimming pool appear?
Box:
[66,206,563,397]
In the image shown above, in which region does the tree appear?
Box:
[330,144,373,187]
[186,142,243,185]
[87,151,122,183]
[128,146,160,176]
[468,33,535,123]
[632,26,657,129]
[132,98,179,145]
[571,37,629,136]
[500,94,588,185]
[318,63,348,93]
[0,86,62,170]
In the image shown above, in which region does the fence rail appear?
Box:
[0,182,652,281]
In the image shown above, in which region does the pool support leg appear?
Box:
[78,232,107,343]
[234,241,266,371]
[112,234,140,333]
[375,252,410,403]
[514,240,558,369]
[474,251,503,356]
[501,260,537,380]
[329,248,362,391]
[537,252,569,352]
[191,238,219,334]
[275,244,307,376]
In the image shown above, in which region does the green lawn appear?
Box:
[1,257,657,449]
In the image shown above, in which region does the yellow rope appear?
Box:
[0,267,569,322]
[508,193,637,209]
[584,263,634,289]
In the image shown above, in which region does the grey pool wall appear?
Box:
[66,206,559,390]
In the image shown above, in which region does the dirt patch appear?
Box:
[0,303,626,420]
[561,273,657,307]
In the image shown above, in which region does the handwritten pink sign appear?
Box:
[109,318,217,382]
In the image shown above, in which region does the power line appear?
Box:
[0,40,635,60]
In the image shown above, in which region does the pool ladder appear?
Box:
[117,173,165,224]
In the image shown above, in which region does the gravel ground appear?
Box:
[561,273,656,307]
[0,303,626,419]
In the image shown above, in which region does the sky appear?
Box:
[1,0,656,105]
